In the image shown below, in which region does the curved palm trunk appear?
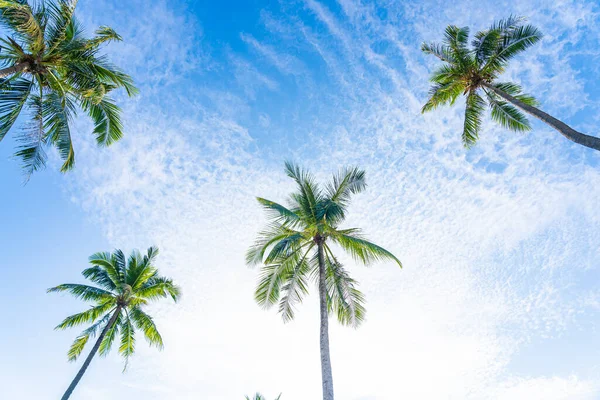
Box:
[0,62,29,79]
[61,307,121,400]
[482,82,600,151]
[317,241,334,400]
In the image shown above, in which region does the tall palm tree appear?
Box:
[245,393,282,400]
[421,16,600,152]
[0,0,137,178]
[246,162,402,400]
[48,247,180,400]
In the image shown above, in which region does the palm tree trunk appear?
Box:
[61,307,121,400]
[482,82,600,151]
[317,241,334,400]
[0,62,29,79]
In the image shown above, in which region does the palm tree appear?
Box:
[246,162,402,400]
[48,247,180,400]
[245,393,282,400]
[0,0,137,178]
[421,16,600,152]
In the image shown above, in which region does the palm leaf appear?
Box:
[332,231,402,267]
[129,307,163,349]
[485,90,531,132]
[462,91,486,147]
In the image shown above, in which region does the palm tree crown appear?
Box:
[0,0,137,177]
[49,247,180,368]
[421,16,542,146]
[247,162,402,326]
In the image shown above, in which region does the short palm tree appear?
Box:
[245,393,281,400]
[246,162,402,400]
[48,247,180,400]
[0,0,137,178]
[421,16,600,152]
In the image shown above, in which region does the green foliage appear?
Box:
[245,394,282,400]
[0,0,137,179]
[421,16,542,147]
[247,163,401,328]
[49,247,180,370]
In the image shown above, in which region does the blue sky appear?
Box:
[1,0,600,399]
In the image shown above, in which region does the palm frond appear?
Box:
[324,248,365,327]
[462,91,486,147]
[421,81,465,113]
[0,78,31,141]
[493,82,538,106]
[129,307,163,349]
[420,42,455,63]
[81,265,117,291]
[47,283,114,302]
[54,301,115,330]
[256,197,301,226]
[45,0,77,52]
[278,244,313,322]
[485,90,531,132]
[98,310,122,356]
[81,95,123,146]
[66,312,112,361]
[43,91,76,171]
[331,231,402,267]
[136,276,181,302]
[14,92,46,179]
[119,313,135,371]
[0,0,45,52]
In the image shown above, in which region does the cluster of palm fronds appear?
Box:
[0,0,136,178]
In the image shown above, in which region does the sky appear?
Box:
[1,0,600,399]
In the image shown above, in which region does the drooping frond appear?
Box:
[82,96,124,146]
[493,82,538,106]
[277,244,313,322]
[421,81,465,113]
[129,307,163,349]
[119,313,136,371]
[323,248,366,327]
[43,91,76,172]
[136,276,181,302]
[15,93,46,179]
[485,90,531,132]
[462,91,486,147]
[98,310,122,356]
[332,230,402,267]
[0,78,31,141]
[67,312,112,361]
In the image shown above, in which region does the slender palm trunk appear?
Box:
[317,241,334,400]
[482,82,600,151]
[0,62,29,79]
[61,307,121,400]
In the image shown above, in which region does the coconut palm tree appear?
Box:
[246,162,402,400]
[421,16,600,152]
[245,393,282,400]
[0,0,137,178]
[48,247,180,400]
